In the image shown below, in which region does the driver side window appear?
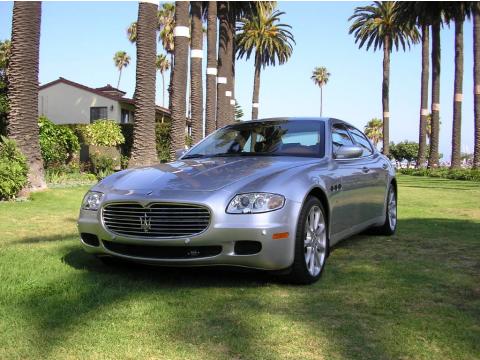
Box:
[332,124,354,154]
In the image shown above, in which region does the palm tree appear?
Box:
[170,1,190,157]
[349,1,419,157]
[190,1,203,145]
[395,2,447,168]
[236,5,295,120]
[310,67,330,117]
[156,53,170,107]
[474,3,480,168]
[217,2,259,127]
[444,3,472,169]
[417,25,429,168]
[127,22,137,43]
[113,51,131,89]
[216,2,233,128]
[364,118,383,148]
[205,1,217,135]
[128,1,158,168]
[7,2,46,190]
[158,2,176,110]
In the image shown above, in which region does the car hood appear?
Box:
[99,156,318,192]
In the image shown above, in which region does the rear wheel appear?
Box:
[287,196,329,284]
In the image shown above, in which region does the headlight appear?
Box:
[81,191,104,211]
[227,193,285,214]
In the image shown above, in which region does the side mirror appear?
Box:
[175,148,187,160]
[334,145,363,159]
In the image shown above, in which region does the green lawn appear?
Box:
[0,176,479,359]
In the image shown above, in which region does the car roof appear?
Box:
[236,117,352,127]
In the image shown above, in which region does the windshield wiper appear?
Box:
[181,154,206,159]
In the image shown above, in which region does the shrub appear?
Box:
[0,136,28,200]
[82,120,125,147]
[119,123,134,157]
[399,168,480,182]
[156,122,171,162]
[38,116,80,168]
[90,153,119,179]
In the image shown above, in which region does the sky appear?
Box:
[0,1,476,160]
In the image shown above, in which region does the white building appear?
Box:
[38,77,170,124]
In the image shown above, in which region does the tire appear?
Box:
[373,184,397,235]
[287,196,329,284]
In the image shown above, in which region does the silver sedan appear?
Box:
[78,118,397,284]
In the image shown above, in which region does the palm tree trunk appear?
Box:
[428,22,441,168]
[451,19,464,169]
[417,25,429,169]
[7,1,46,191]
[251,52,261,120]
[382,35,390,156]
[162,73,165,107]
[205,1,217,135]
[190,1,203,145]
[128,1,158,167]
[320,86,323,117]
[216,2,233,128]
[170,1,190,158]
[474,10,480,168]
[117,69,122,89]
[228,13,236,124]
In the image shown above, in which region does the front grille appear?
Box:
[103,240,222,259]
[102,202,210,238]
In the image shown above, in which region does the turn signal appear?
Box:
[272,232,289,240]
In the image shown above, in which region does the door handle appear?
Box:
[382,163,388,169]
[362,166,370,173]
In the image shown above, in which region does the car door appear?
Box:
[330,123,362,236]
[345,125,388,223]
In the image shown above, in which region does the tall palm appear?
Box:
[474,3,480,168]
[170,1,190,157]
[364,118,383,147]
[396,2,447,168]
[349,1,419,157]
[445,3,472,169]
[127,22,137,43]
[417,24,429,168]
[310,67,330,117]
[217,2,259,127]
[128,1,158,168]
[190,1,203,145]
[236,5,295,120]
[158,2,176,111]
[113,51,131,89]
[156,53,170,107]
[205,1,217,135]
[7,2,46,190]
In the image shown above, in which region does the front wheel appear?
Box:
[373,184,397,235]
[287,196,329,284]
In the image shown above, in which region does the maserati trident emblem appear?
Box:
[139,213,151,232]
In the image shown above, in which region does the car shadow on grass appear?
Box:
[17,217,480,359]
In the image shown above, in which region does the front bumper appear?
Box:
[77,194,301,271]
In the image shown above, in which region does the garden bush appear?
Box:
[399,168,480,182]
[82,120,125,147]
[0,136,28,200]
[156,122,171,162]
[38,116,80,168]
[90,153,120,179]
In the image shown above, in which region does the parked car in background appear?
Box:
[78,118,397,284]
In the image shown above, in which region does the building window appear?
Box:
[90,107,108,123]
[121,109,131,124]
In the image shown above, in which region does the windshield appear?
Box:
[183,120,325,159]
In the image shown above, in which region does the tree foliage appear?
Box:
[0,136,28,199]
[38,116,80,168]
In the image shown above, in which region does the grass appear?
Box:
[0,175,479,359]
